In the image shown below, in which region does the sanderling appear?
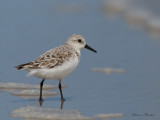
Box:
[15,34,97,102]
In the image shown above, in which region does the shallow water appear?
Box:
[0,0,160,120]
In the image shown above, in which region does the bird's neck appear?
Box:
[65,44,81,59]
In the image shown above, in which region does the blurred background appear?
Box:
[0,0,160,120]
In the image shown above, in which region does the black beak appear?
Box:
[85,44,97,53]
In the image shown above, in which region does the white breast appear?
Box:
[27,56,79,80]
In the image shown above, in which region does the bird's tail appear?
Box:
[15,62,32,70]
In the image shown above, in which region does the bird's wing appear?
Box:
[30,45,74,69]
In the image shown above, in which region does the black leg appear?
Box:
[39,79,45,102]
[59,82,65,101]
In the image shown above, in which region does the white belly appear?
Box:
[27,57,79,80]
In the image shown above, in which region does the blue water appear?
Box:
[0,0,160,120]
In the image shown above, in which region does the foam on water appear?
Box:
[102,0,127,15]
[11,89,58,99]
[0,82,66,90]
[146,18,160,38]
[94,113,124,119]
[12,106,91,120]
[91,68,125,74]
[124,9,150,28]
[0,82,56,90]
[12,106,124,120]
[103,0,160,39]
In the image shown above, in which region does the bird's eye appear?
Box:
[78,39,82,43]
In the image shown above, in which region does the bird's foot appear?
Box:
[61,98,65,102]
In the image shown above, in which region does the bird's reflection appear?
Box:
[39,99,65,109]
[39,99,43,107]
